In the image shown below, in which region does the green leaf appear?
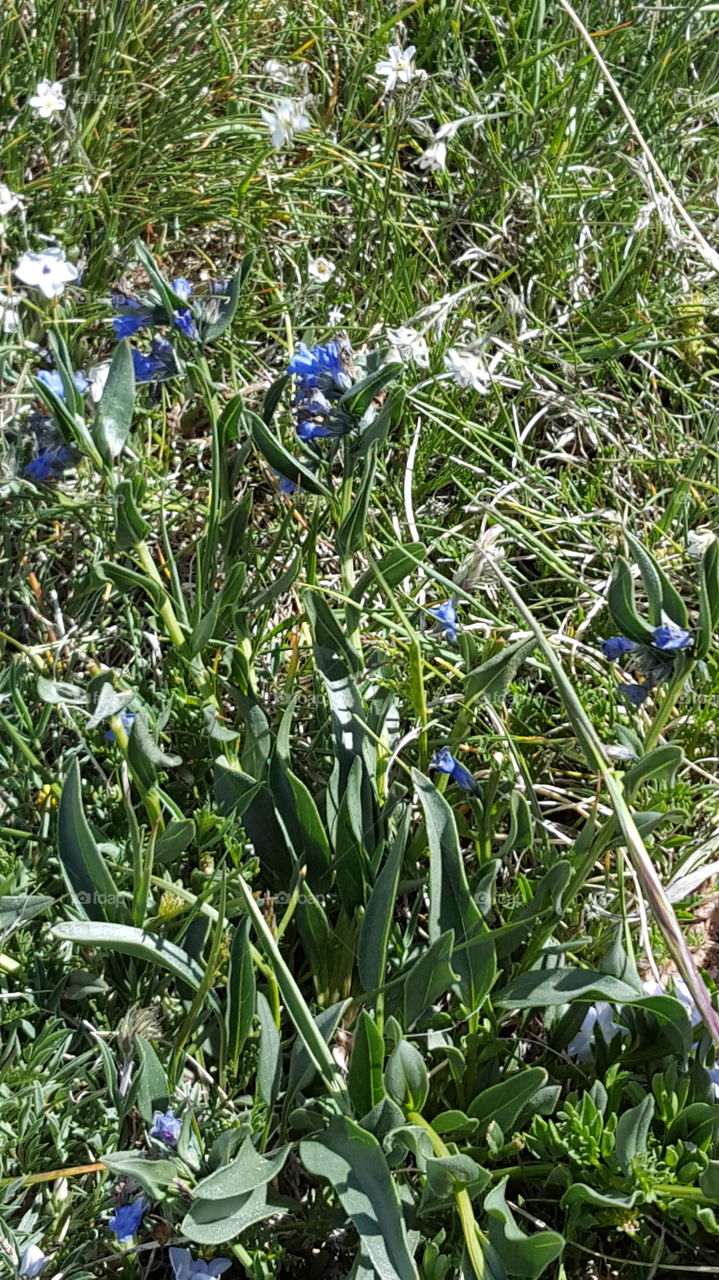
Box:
[127,712,181,789]
[497,968,640,1009]
[0,894,53,936]
[200,253,254,343]
[273,766,332,892]
[414,769,495,1010]
[193,1135,289,1199]
[384,1040,429,1113]
[214,759,294,884]
[301,1115,419,1280]
[155,818,195,863]
[256,991,281,1107]
[347,1010,385,1116]
[466,637,536,705]
[103,1151,179,1200]
[132,238,185,317]
[114,478,151,549]
[622,744,683,798]
[57,760,122,922]
[562,1184,640,1210]
[339,361,402,417]
[135,1036,169,1123]
[286,999,351,1105]
[425,1154,488,1198]
[358,840,403,993]
[182,1184,284,1245]
[337,445,376,556]
[468,1068,548,1134]
[226,917,256,1069]
[37,677,87,706]
[697,540,719,658]
[387,930,460,1029]
[606,557,654,644]
[625,532,688,628]
[93,560,165,610]
[485,1178,564,1279]
[614,1095,654,1174]
[85,682,134,730]
[246,409,331,496]
[351,390,401,459]
[93,340,135,459]
[351,543,426,605]
[50,920,216,1004]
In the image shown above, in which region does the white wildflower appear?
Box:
[19,1244,46,1278]
[386,324,430,368]
[15,247,79,299]
[88,361,111,403]
[444,347,490,394]
[686,527,716,561]
[28,80,66,119]
[328,305,344,326]
[374,45,417,93]
[568,1002,628,1062]
[418,138,447,173]
[308,256,336,283]
[0,291,22,333]
[0,183,22,216]
[261,98,310,149]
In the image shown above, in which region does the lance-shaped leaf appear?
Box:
[485,1178,564,1279]
[414,769,496,1010]
[246,409,331,496]
[50,920,217,1007]
[94,339,135,459]
[200,252,254,343]
[58,760,123,922]
[301,1116,419,1280]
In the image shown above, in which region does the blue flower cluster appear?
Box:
[601,621,693,706]
[287,339,352,442]
[112,277,196,341]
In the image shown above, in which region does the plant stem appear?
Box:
[407,1111,488,1279]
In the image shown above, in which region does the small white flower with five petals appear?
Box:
[28,80,66,119]
[386,325,430,368]
[0,183,22,216]
[418,139,447,173]
[261,98,310,149]
[15,247,79,299]
[308,257,336,283]
[374,45,417,93]
[444,347,490,394]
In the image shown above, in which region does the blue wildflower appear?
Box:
[429,600,458,642]
[287,340,350,401]
[149,1107,181,1146]
[131,337,178,383]
[24,445,71,482]
[37,368,90,400]
[652,622,692,652]
[618,682,648,707]
[111,294,160,339]
[601,636,638,662]
[173,307,198,340]
[297,418,332,442]
[430,746,480,796]
[108,1196,148,1244]
[105,711,136,743]
[274,472,297,494]
[169,1247,232,1280]
[172,278,193,302]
